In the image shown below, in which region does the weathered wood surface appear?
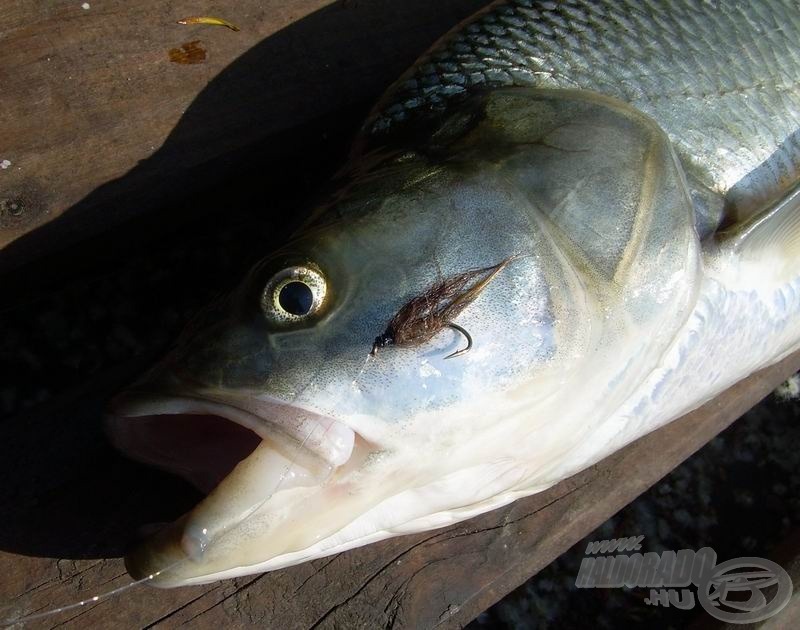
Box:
[2,347,798,629]
[0,0,487,269]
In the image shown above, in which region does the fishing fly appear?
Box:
[370,256,517,358]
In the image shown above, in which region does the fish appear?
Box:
[107,0,800,586]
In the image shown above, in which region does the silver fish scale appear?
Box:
[367,0,800,215]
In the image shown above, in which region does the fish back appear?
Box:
[366,0,800,221]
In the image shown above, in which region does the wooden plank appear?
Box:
[2,347,798,629]
[0,0,487,268]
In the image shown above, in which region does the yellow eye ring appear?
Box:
[261,265,328,324]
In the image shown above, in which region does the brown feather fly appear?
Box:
[371,256,517,359]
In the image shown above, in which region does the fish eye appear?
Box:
[262,265,328,324]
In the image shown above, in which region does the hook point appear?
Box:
[444,322,472,360]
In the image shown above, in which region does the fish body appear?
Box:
[109,0,800,585]
[369,0,800,225]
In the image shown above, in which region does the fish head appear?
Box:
[108,89,699,585]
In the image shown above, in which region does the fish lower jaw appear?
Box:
[141,453,556,586]
[124,433,379,587]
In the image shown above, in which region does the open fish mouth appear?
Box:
[107,390,365,583]
[107,392,357,494]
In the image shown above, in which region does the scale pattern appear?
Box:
[368,0,800,214]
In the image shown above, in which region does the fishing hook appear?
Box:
[369,323,473,359]
[444,322,472,360]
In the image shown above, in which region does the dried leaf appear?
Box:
[177,16,240,32]
[168,41,207,65]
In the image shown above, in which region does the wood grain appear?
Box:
[2,348,798,629]
[0,0,487,268]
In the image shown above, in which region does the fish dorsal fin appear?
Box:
[718,183,800,285]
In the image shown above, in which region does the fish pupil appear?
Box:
[278,281,314,316]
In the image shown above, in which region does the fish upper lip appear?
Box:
[108,390,356,469]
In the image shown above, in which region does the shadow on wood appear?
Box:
[0,0,486,274]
